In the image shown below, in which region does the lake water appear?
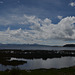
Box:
[0,57,75,71]
[0,45,75,50]
[0,46,75,71]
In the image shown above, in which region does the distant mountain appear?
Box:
[0,43,51,47]
[0,43,63,47]
[63,44,75,47]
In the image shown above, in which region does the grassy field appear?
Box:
[0,66,75,75]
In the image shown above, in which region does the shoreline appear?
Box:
[0,49,75,59]
[0,49,75,74]
[0,66,75,75]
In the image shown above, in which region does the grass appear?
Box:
[0,67,75,75]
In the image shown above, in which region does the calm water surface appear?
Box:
[0,45,75,50]
[0,46,75,71]
[0,57,75,71]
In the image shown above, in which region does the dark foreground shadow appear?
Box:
[0,49,75,60]
[0,57,27,66]
[0,66,75,75]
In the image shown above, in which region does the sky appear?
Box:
[0,0,75,45]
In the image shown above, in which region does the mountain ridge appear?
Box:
[0,43,75,47]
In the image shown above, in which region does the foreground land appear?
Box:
[0,66,75,75]
[0,49,75,59]
[0,49,75,66]
[0,49,75,75]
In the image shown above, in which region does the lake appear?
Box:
[0,45,75,50]
[0,57,75,71]
[0,45,75,71]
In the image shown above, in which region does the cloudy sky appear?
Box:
[0,0,75,45]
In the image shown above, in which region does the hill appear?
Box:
[63,44,75,47]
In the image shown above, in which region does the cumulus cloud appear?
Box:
[57,16,63,19]
[69,2,75,7]
[0,14,75,45]
[0,14,41,26]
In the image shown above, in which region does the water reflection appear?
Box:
[0,57,75,71]
[22,57,75,69]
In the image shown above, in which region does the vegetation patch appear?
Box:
[0,67,75,75]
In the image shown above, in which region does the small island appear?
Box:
[63,44,75,47]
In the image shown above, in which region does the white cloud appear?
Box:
[0,14,75,45]
[69,2,75,7]
[0,14,41,26]
[57,16,63,20]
